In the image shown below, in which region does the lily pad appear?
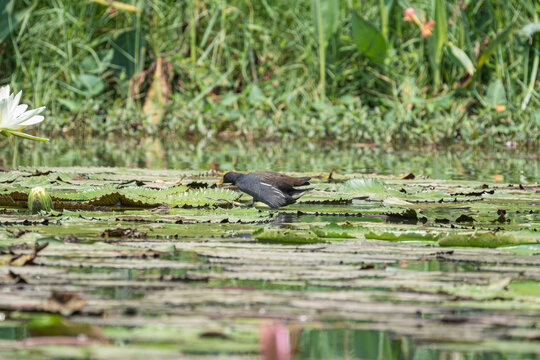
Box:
[253,228,325,244]
[439,230,540,248]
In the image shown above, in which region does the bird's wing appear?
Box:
[253,172,311,190]
[257,182,292,208]
[237,176,291,208]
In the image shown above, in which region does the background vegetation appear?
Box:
[1,0,539,146]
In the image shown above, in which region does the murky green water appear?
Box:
[3,137,539,182]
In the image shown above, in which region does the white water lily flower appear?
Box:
[0,85,48,141]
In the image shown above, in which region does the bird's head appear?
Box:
[217,171,242,186]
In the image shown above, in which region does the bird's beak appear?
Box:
[216,178,224,186]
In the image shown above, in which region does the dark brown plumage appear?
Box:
[218,171,312,209]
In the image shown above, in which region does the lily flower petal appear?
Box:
[19,114,45,127]
[9,91,22,114]
[14,104,28,118]
[0,87,47,141]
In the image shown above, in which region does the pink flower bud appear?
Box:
[260,322,291,360]
[403,8,417,22]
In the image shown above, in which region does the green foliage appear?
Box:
[484,79,507,109]
[429,0,447,88]
[110,29,143,80]
[0,1,31,43]
[312,0,339,98]
[312,0,339,43]
[350,11,387,63]
[477,24,516,70]
[0,0,538,145]
[447,43,475,76]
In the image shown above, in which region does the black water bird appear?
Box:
[217,171,312,209]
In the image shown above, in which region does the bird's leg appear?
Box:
[241,198,255,208]
[240,198,255,209]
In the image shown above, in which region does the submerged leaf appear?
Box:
[253,228,325,244]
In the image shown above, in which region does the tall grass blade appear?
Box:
[379,0,394,42]
[312,0,339,99]
[89,0,140,13]
[0,6,31,43]
[430,0,447,89]
[477,24,515,70]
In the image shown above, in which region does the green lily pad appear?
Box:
[253,228,325,244]
[310,223,363,238]
[439,230,540,248]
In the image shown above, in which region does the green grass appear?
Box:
[0,0,539,146]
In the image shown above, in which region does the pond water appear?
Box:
[2,137,538,182]
[295,328,540,360]
[0,153,539,359]
[1,322,538,360]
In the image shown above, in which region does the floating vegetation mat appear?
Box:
[0,167,539,359]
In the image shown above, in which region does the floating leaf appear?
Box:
[439,231,540,248]
[339,177,387,195]
[365,231,440,242]
[310,223,361,238]
[253,228,325,244]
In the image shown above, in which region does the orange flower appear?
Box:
[494,105,506,112]
[421,20,435,37]
[404,7,435,37]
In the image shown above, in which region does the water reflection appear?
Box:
[295,328,540,360]
[388,259,479,272]
[1,137,538,182]
[0,321,27,341]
